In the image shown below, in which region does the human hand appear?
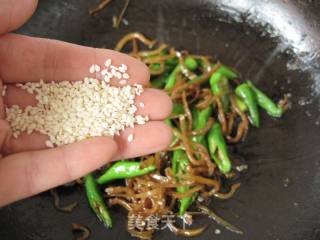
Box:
[0,0,172,206]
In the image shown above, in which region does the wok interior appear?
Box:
[0,0,320,240]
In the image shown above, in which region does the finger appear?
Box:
[0,80,5,118]
[4,86,172,120]
[0,120,11,152]
[3,85,37,108]
[0,0,38,35]
[134,89,172,119]
[113,121,172,160]
[0,137,117,207]
[4,132,48,155]
[0,34,150,86]
[4,120,172,158]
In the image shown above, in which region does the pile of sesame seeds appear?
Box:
[5,59,148,147]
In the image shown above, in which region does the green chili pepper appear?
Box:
[164,65,181,90]
[172,149,185,175]
[149,63,161,72]
[246,80,284,117]
[164,57,198,90]
[171,102,184,117]
[166,57,178,66]
[166,102,184,145]
[211,64,238,79]
[147,50,177,86]
[192,106,213,146]
[172,107,213,215]
[151,74,169,89]
[235,97,248,112]
[149,56,178,74]
[165,118,173,127]
[209,72,230,112]
[235,83,260,127]
[84,174,112,228]
[97,161,156,184]
[184,57,198,70]
[172,149,196,216]
[207,123,232,174]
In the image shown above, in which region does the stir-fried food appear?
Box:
[82,32,289,239]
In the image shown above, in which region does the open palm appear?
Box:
[0,0,172,206]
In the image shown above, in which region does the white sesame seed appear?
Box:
[127,133,134,142]
[105,59,111,67]
[121,64,128,71]
[139,102,145,108]
[118,64,128,73]
[2,85,7,97]
[122,18,129,25]
[104,76,110,83]
[111,68,117,77]
[116,72,122,79]
[110,65,118,70]
[94,64,101,72]
[122,73,129,79]
[45,140,54,148]
[135,115,146,125]
[27,88,34,94]
[107,72,113,79]
[119,80,127,85]
[89,65,95,74]
[101,69,109,76]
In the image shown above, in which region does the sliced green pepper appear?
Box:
[184,57,198,70]
[97,161,156,184]
[149,63,161,72]
[211,64,238,80]
[235,97,248,112]
[235,83,260,127]
[209,72,230,112]
[246,80,284,117]
[192,106,213,146]
[171,102,184,117]
[207,123,232,174]
[172,106,213,215]
[84,174,112,228]
[166,101,184,145]
[164,57,198,90]
[166,57,179,67]
[172,149,196,216]
[151,74,168,89]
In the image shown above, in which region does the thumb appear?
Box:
[0,136,117,207]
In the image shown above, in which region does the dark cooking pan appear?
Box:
[1,0,320,239]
